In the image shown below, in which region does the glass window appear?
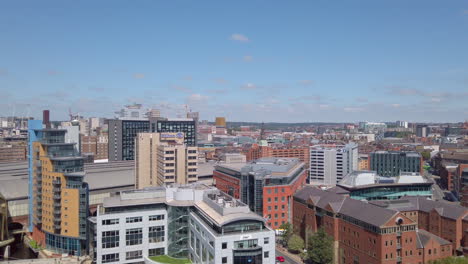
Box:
[222,242,227,249]
[126,250,142,260]
[102,231,119,248]
[126,228,143,245]
[264,251,269,258]
[102,253,119,263]
[264,237,269,244]
[149,248,165,257]
[126,216,142,223]
[149,214,165,221]
[102,219,119,225]
[149,226,165,243]
[222,257,227,263]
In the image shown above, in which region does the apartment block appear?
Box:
[369,151,423,177]
[91,184,275,264]
[135,132,198,189]
[81,135,108,160]
[28,121,89,255]
[309,143,358,186]
[214,158,307,229]
[150,118,197,146]
[243,144,310,164]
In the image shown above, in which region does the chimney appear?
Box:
[43,110,50,128]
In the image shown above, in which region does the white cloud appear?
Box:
[344,107,365,113]
[241,83,257,90]
[230,33,250,42]
[391,104,401,108]
[187,94,209,103]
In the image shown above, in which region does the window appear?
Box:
[149,214,165,221]
[264,251,269,258]
[267,189,271,194]
[149,226,165,243]
[149,248,165,257]
[222,257,227,263]
[222,242,227,249]
[126,250,142,260]
[126,216,142,223]
[126,228,143,245]
[268,198,271,203]
[264,237,269,244]
[102,253,119,263]
[102,219,119,225]
[102,231,119,248]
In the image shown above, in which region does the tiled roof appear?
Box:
[416,229,451,249]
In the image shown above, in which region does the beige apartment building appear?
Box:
[135,132,198,189]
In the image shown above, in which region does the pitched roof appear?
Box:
[416,229,451,249]
[294,186,399,227]
[371,196,468,221]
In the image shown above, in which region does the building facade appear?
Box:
[92,185,275,264]
[416,125,430,138]
[108,119,150,161]
[81,135,109,161]
[309,143,358,186]
[293,186,455,264]
[28,122,89,255]
[369,151,423,177]
[214,158,307,229]
[150,118,197,147]
[135,132,198,189]
[215,117,226,127]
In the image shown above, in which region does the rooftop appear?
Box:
[338,170,429,189]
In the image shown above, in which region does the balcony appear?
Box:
[396,243,401,250]
[54,209,61,215]
[53,194,61,200]
[397,256,402,262]
[54,218,61,224]
[396,231,402,236]
[52,179,61,186]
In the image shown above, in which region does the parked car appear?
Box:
[276,256,285,262]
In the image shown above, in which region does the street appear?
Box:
[275,249,301,264]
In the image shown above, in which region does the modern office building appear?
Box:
[369,151,423,177]
[28,121,89,255]
[108,119,150,161]
[336,171,433,201]
[293,186,458,264]
[359,121,387,133]
[150,118,197,146]
[213,158,307,229]
[135,132,198,189]
[309,143,358,186]
[396,121,408,128]
[416,125,430,137]
[91,184,275,264]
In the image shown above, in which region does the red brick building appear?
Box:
[293,187,459,263]
[243,144,310,164]
[214,157,307,229]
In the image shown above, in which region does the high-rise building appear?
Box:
[309,143,358,186]
[28,121,89,255]
[115,103,148,120]
[108,119,150,161]
[416,124,430,137]
[214,158,307,229]
[91,184,275,264]
[396,120,408,128]
[150,118,197,146]
[369,151,423,177]
[81,134,109,161]
[215,117,226,127]
[147,109,161,119]
[135,132,198,189]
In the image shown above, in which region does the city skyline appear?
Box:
[1,1,468,122]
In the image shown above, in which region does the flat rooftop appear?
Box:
[338,170,430,189]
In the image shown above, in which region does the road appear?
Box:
[275,249,301,264]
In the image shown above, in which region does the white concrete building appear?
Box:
[91,184,275,264]
[309,143,358,186]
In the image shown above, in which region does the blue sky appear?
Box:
[1,1,467,122]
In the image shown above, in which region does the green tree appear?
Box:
[287,234,304,253]
[279,222,293,247]
[429,257,468,264]
[307,228,334,264]
[421,151,431,161]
